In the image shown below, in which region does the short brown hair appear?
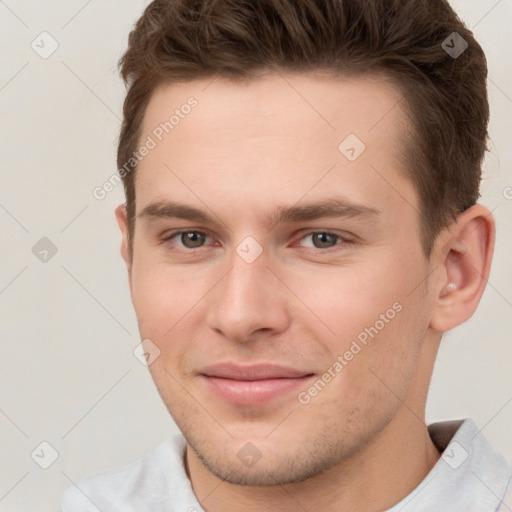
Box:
[117,0,489,256]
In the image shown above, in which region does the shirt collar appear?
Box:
[386,418,512,511]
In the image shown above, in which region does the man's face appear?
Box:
[119,73,440,485]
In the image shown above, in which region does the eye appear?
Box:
[299,232,343,249]
[168,230,210,249]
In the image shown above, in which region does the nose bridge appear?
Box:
[228,250,269,301]
[207,246,290,341]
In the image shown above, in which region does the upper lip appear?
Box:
[200,363,314,381]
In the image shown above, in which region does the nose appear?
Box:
[206,250,291,343]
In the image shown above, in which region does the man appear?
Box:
[61,0,512,510]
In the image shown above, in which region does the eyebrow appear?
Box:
[138,198,381,226]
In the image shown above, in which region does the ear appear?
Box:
[115,204,133,292]
[429,204,495,333]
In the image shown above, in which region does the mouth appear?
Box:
[199,363,316,406]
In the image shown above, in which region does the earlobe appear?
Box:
[115,204,133,276]
[430,204,495,333]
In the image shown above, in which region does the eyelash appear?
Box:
[160,229,353,253]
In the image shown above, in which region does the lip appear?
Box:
[199,363,315,406]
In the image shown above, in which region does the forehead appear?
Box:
[135,72,418,224]
[142,72,407,149]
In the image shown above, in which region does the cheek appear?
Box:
[130,263,183,361]
[129,256,212,372]
[287,255,429,383]
[130,250,199,325]
[282,260,407,339]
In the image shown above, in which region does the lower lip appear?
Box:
[201,375,315,406]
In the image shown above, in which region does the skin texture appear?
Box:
[115,73,495,512]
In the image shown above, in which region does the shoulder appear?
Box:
[499,475,512,511]
[428,418,512,511]
[60,435,187,512]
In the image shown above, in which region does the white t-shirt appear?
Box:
[60,418,512,511]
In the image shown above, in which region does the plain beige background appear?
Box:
[0,1,511,510]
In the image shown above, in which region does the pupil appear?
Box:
[182,232,205,248]
[313,233,335,248]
